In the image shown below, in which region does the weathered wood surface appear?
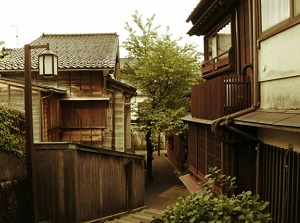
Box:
[34,142,145,223]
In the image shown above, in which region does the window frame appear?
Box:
[204,17,232,61]
[202,15,235,78]
[258,0,300,40]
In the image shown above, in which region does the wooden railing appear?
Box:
[191,75,251,120]
[201,49,234,78]
[33,142,145,223]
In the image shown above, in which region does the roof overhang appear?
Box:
[234,109,300,133]
[107,78,137,96]
[60,97,110,101]
[186,0,239,36]
[181,114,214,125]
[0,77,66,94]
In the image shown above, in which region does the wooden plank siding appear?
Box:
[42,98,61,142]
[187,122,256,194]
[166,132,187,171]
[42,71,105,98]
[0,68,135,151]
[34,142,145,223]
[191,75,251,120]
[0,80,42,142]
[188,123,223,180]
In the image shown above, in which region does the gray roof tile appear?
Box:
[0,33,119,71]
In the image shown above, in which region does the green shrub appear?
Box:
[0,104,25,157]
[162,167,272,223]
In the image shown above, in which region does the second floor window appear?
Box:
[207,21,232,60]
[296,0,300,16]
[260,0,300,33]
[261,0,290,31]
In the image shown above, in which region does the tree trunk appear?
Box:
[146,129,153,182]
[157,133,161,156]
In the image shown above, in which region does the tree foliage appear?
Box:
[0,41,5,58]
[0,104,25,157]
[162,167,272,223]
[122,11,202,135]
[122,11,202,181]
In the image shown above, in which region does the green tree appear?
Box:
[122,11,202,181]
[0,41,5,58]
[0,104,25,157]
[162,167,272,223]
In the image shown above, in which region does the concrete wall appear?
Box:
[258,24,300,109]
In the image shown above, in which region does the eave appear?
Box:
[186,0,239,36]
[107,78,137,96]
[0,77,66,95]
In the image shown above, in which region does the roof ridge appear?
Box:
[41,33,118,37]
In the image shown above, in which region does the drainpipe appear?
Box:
[252,0,260,195]
[211,0,261,195]
[104,69,116,150]
[211,0,260,144]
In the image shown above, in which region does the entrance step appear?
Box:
[104,208,163,223]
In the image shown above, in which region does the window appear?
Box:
[295,0,300,16]
[260,0,300,32]
[261,0,290,31]
[202,18,233,77]
[61,100,107,128]
[207,21,232,60]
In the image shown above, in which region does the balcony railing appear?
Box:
[191,75,251,120]
[201,49,234,78]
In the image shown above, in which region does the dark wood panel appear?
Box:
[33,143,145,223]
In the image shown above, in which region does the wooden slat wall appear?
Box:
[166,132,187,170]
[259,144,300,223]
[188,123,224,180]
[43,98,61,142]
[191,75,251,120]
[34,143,145,223]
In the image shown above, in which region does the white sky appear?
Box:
[0,0,203,57]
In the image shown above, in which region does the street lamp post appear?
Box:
[24,43,58,222]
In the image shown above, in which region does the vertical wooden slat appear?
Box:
[259,144,300,223]
[33,143,145,223]
[191,75,251,120]
[295,154,299,223]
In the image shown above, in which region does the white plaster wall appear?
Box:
[259,128,300,153]
[258,24,300,109]
[260,76,300,109]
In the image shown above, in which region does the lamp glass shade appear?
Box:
[38,49,58,77]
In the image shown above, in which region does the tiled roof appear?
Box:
[0,33,119,71]
[186,0,238,36]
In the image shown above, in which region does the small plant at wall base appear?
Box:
[162,167,272,223]
[0,104,25,157]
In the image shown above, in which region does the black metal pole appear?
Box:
[24,43,49,222]
[24,44,35,222]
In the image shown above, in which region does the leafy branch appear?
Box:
[0,104,25,157]
[162,167,272,223]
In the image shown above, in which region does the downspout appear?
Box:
[252,0,260,195]
[211,1,260,144]
[104,69,116,150]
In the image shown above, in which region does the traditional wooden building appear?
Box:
[0,33,136,151]
[182,1,300,222]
